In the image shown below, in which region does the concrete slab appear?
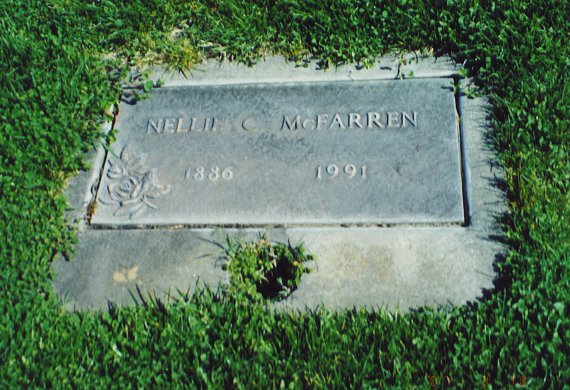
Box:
[52,54,506,311]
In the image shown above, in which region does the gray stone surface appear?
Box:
[54,229,228,310]
[52,54,506,311]
[278,227,500,309]
[149,53,461,86]
[93,79,463,226]
[54,226,500,311]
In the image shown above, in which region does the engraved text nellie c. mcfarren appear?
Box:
[146,111,418,134]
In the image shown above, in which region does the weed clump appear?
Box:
[223,235,313,302]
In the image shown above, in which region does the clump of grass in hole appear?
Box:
[223,235,313,302]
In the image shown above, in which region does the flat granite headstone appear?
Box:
[93,79,463,226]
[53,54,505,311]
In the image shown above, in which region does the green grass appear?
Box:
[1,0,568,387]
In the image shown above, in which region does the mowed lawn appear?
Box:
[1,1,567,387]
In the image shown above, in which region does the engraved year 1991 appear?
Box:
[316,164,367,179]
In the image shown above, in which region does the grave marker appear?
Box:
[54,56,505,310]
[93,79,464,226]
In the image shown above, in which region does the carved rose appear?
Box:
[112,175,143,200]
[101,144,171,218]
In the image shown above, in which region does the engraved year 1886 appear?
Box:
[185,166,234,182]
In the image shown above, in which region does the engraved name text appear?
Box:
[282,112,417,130]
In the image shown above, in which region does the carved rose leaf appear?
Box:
[107,159,127,179]
[146,184,171,199]
[120,144,135,162]
[146,168,157,185]
[127,156,148,175]
[139,171,154,194]
[121,145,147,173]
[142,199,158,209]
[114,201,144,217]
